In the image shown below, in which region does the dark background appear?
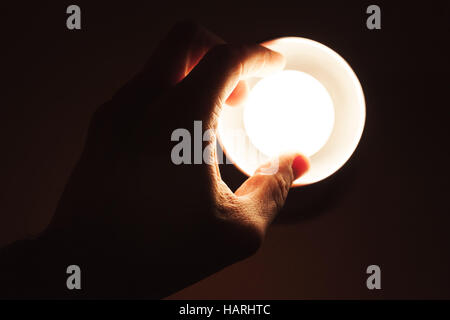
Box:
[1,1,449,299]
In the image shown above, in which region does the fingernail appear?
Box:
[292,155,310,179]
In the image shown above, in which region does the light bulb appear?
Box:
[243,70,335,158]
[217,37,365,186]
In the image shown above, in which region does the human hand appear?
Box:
[50,21,310,298]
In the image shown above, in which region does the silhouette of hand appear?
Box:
[48,22,309,298]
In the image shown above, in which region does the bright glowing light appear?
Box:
[243,70,335,158]
[217,37,366,186]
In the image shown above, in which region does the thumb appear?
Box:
[235,154,310,226]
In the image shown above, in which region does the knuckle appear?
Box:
[212,203,264,259]
[271,173,290,211]
[208,44,242,66]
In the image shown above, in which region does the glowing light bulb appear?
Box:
[243,70,335,158]
[217,37,365,186]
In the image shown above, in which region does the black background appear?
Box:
[1,1,449,299]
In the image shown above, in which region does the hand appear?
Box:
[48,21,310,298]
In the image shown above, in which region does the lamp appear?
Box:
[217,37,365,186]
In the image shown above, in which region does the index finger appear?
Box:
[179,43,286,125]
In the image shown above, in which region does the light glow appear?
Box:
[243,70,335,158]
[217,37,366,186]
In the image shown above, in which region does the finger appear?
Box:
[260,39,277,49]
[102,22,224,143]
[179,43,286,126]
[224,39,280,106]
[115,21,224,103]
[225,80,249,106]
[235,154,310,227]
[145,21,224,85]
[172,44,285,197]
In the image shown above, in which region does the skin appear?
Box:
[0,22,309,299]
